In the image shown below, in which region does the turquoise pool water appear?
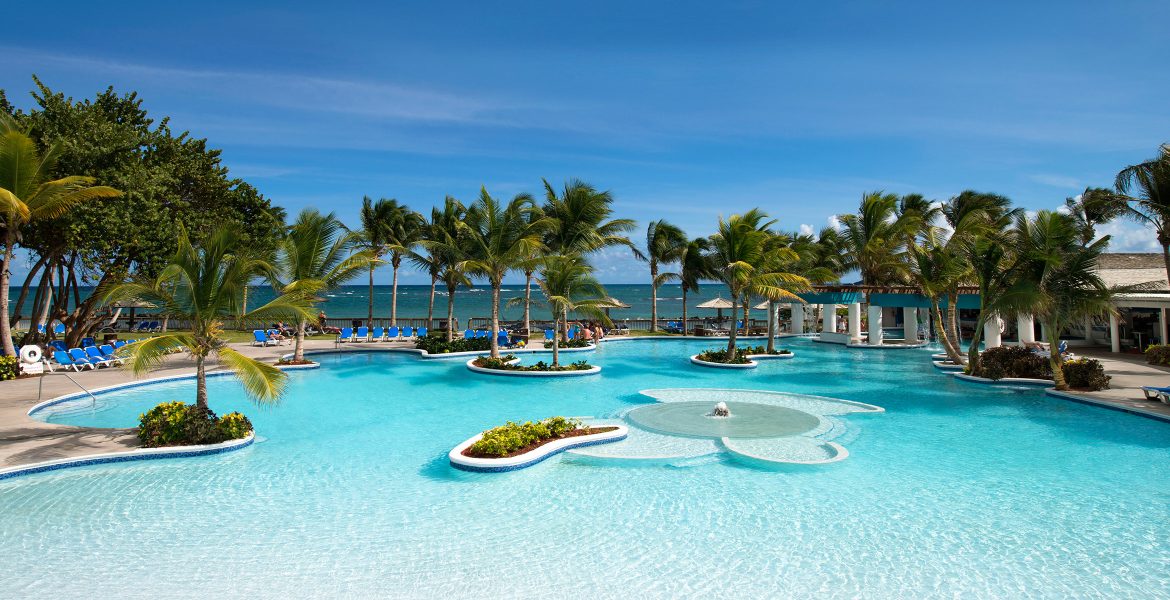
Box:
[4,338,1170,598]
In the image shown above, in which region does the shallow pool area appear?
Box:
[4,338,1170,598]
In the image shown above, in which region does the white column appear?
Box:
[867,304,883,346]
[821,304,836,333]
[1017,314,1035,345]
[903,307,918,342]
[1109,313,1120,353]
[848,303,862,344]
[983,316,1003,348]
[1161,308,1168,346]
[791,303,805,335]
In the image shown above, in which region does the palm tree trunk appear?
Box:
[649,262,658,332]
[195,355,209,411]
[294,318,306,362]
[391,258,400,327]
[523,269,533,337]
[552,313,561,367]
[946,291,961,350]
[766,300,776,353]
[446,282,456,342]
[932,299,964,364]
[1161,238,1170,292]
[681,287,689,335]
[238,285,249,331]
[490,280,501,359]
[368,265,375,326]
[1047,320,1068,390]
[726,291,739,357]
[0,230,17,357]
[427,274,437,330]
[967,313,988,376]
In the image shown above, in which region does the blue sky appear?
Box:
[3,1,1168,284]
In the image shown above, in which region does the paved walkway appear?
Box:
[3,337,1170,471]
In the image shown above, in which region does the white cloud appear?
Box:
[1097,220,1160,252]
[826,215,841,232]
[799,223,814,236]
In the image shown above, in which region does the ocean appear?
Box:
[7,283,740,322]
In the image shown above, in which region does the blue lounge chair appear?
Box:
[356,326,370,342]
[475,330,487,339]
[496,331,509,347]
[251,330,272,347]
[48,340,67,353]
[36,324,46,334]
[53,350,88,371]
[371,326,385,342]
[53,323,65,335]
[388,326,400,340]
[98,344,125,366]
[84,346,114,367]
[337,327,354,343]
[417,326,428,338]
[113,340,127,349]
[67,348,100,369]
[464,329,474,340]
[81,337,96,348]
[402,326,414,339]
[1141,386,1170,403]
[544,329,554,341]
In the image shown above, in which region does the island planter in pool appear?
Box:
[464,356,602,377]
[690,354,758,369]
[449,425,628,472]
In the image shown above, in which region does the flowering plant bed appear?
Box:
[462,417,617,458]
[473,355,593,372]
[695,346,791,364]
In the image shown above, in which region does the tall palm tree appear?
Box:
[458,188,550,358]
[422,196,470,341]
[836,191,912,287]
[0,114,121,356]
[406,207,445,331]
[1114,144,1170,282]
[709,209,808,358]
[540,178,635,256]
[678,237,713,334]
[383,201,425,326]
[276,210,374,362]
[1064,187,1126,246]
[1016,210,1117,390]
[357,196,396,325]
[746,235,813,353]
[100,225,314,410]
[632,220,687,332]
[538,255,610,367]
[908,235,968,364]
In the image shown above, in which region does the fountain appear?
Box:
[710,402,731,418]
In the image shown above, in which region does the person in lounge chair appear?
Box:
[318,311,341,335]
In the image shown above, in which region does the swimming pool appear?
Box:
[3,338,1169,598]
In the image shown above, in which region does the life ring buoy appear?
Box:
[20,345,42,364]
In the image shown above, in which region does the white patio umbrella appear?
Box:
[696,297,735,321]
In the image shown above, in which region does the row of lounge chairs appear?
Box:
[335,326,428,344]
[48,339,140,372]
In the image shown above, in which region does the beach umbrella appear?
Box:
[696,297,734,321]
[598,297,630,318]
[111,298,156,330]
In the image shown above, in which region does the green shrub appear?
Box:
[1061,358,1110,391]
[416,336,491,354]
[1146,344,1170,366]
[467,417,585,457]
[977,346,1052,380]
[472,355,594,372]
[137,401,254,448]
[216,412,254,440]
[0,356,18,381]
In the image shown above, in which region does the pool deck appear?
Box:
[3,338,1170,472]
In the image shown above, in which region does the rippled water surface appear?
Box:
[4,338,1170,599]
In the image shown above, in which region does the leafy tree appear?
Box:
[538,255,610,366]
[422,196,470,341]
[100,226,313,410]
[836,191,913,287]
[678,237,714,333]
[632,219,687,332]
[276,210,373,362]
[1114,144,1170,282]
[356,196,396,325]
[1064,187,1126,245]
[458,188,549,358]
[0,113,121,356]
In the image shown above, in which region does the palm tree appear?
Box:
[1114,145,1170,282]
[936,190,1015,349]
[836,191,912,287]
[1016,211,1117,390]
[406,209,445,330]
[1064,187,1126,246]
[458,188,549,358]
[540,178,635,255]
[537,255,610,367]
[0,114,121,356]
[744,235,813,353]
[708,209,809,358]
[100,225,314,410]
[678,237,713,334]
[357,196,396,325]
[276,210,373,362]
[423,196,470,341]
[907,235,968,364]
[632,220,687,332]
[383,201,425,326]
